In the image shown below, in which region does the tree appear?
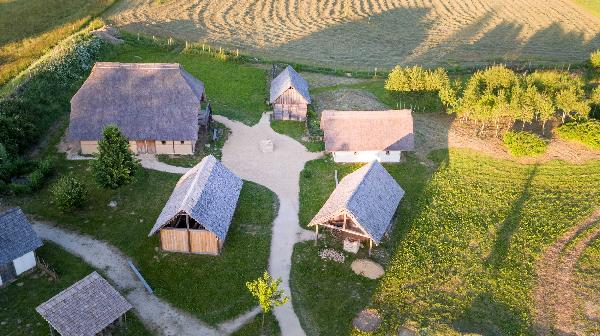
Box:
[591,50,600,69]
[52,176,88,211]
[555,88,590,123]
[91,125,139,189]
[246,271,289,331]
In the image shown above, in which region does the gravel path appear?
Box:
[32,221,220,336]
[533,208,600,336]
[214,113,321,336]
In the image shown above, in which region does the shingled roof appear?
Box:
[36,272,132,336]
[149,155,243,240]
[68,62,204,141]
[0,208,42,265]
[321,110,414,152]
[308,161,404,244]
[269,66,311,104]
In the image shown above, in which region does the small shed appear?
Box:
[320,110,414,163]
[36,272,132,336]
[0,208,43,286]
[149,155,243,255]
[269,66,311,121]
[308,161,404,254]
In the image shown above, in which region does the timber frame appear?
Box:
[313,210,377,255]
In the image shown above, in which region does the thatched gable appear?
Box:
[69,62,204,141]
[308,161,404,244]
[149,155,243,240]
[0,208,42,265]
[269,66,311,104]
[36,272,131,336]
[320,110,414,152]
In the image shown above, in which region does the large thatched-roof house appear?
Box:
[69,62,210,155]
[269,66,311,120]
[149,155,243,255]
[320,110,414,163]
[309,161,404,254]
[0,208,43,287]
[36,272,132,336]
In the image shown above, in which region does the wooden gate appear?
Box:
[160,228,189,252]
[136,141,147,154]
[146,141,156,154]
[190,230,220,255]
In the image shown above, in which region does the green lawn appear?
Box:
[294,149,600,335]
[0,0,115,86]
[9,155,277,325]
[109,35,267,125]
[270,120,323,152]
[575,233,600,334]
[231,312,280,336]
[0,242,149,336]
[572,0,600,20]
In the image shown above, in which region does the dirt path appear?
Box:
[533,209,600,336]
[214,113,321,336]
[32,221,220,336]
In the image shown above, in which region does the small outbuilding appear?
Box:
[0,208,43,287]
[269,66,311,121]
[69,62,210,155]
[308,161,404,254]
[149,155,243,255]
[36,272,132,336]
[320,110,414,163]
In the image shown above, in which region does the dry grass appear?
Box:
[106,0,600,70]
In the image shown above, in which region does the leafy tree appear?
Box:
[246,271,289,331]
[51,176,88,211]
[591,50,600,69]
[555,87,590,123]
[91,125,139,189]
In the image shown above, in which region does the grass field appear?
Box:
[575,236,600,334]
[0,243,149,336]
[294,150,600,335]
[0,0,115,86]
[572,0,600,20]
[106,0,600,70]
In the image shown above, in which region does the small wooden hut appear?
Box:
[0,208,43,287]
[69,62,209,155]
[36,272,132,336]
[148,155,243,255]
[308,161,404,255]
[269,66,311,120]
[321,110,414,163]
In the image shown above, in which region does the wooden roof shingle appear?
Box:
[0,208,42,265]
[269,66,311,104]
[36,272,132,336]
[308,161,404,244]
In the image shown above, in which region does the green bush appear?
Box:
[591,50,600,69]
[556,121,600,150]
[503,131,548,157]
[51,176,88,211]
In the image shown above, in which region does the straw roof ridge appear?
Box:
[0,207,43,265]
[269,65,311,104]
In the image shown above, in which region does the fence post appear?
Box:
[334,170,339,186]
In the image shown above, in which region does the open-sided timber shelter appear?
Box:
[36,272,132,336]
[0,208,43,287]
[269,66,311,120]
[149,155,243,255]
[68,62,211,155]
[308,161,404,255]
[321,110,414,163]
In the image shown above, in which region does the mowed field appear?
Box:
[105,0,600,69]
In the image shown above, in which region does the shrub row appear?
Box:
[556,120,600,150]
[503,131,548,157]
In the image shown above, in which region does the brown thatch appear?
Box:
[320,110,414,152]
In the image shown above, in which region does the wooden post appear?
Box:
[334,170,338,186]
[369,239,373,256]
[236,49,239,57]
[343,213,347,230]
[314,225,319,246]
[186,214,191,253]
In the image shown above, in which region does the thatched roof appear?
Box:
[149,155,243,240]
[320,110,414,152]
[36,272,132,336]
[0,208,42,265]
[308,161,404,244]
[69,62,204,141]
[269,66,311,104]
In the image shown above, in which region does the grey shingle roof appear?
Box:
[68,62,204,141]
[308,161,404,244]
[269,66,311,104]
[36,272,132,336]
[321,110,414,152]
[149,155,243,240]
[0,208,43,265]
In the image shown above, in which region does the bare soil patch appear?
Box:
[351,259,384,280]
[352,309,381,332]
[313,88,386,112]
[533,209,600,336]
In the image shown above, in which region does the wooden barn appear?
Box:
[0,208,43,287]
[36,272,132,336]
[309,161,404,254]
[148,155,243,255]
[68,62,211,155]
[321,110,414,163]
[269,66,311,120]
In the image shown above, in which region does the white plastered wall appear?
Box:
[332,150,401,163]
[13,251,36,276]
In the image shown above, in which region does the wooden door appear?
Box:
[146,141,156,154]
[190,230,220,255]
[136,141,146,154]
